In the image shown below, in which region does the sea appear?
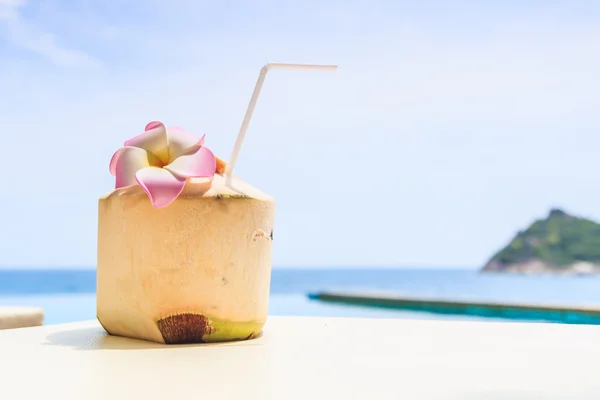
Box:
[2,268,600,325]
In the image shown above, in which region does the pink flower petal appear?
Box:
[124,122,169,165]
[145,121,163,131]
[163,146,217,179]
[167,126,205,161]
[112,147,161,189]
[135,167,186,208]
[109,148,123,176]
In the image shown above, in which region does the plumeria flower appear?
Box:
[109,121,217,208]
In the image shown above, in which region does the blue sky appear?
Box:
[1,1,600,268]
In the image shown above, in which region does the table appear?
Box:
[1,316,600,399]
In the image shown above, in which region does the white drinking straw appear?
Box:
[225,62,338,186]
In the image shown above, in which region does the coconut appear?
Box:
[96,173,275,344]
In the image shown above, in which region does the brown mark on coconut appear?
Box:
[157,314,216,344]
[215,193,250,201]
[252,229,270,242]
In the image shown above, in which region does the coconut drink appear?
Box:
[96,63,336,344]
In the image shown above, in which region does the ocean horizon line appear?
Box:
[0,265,480,271]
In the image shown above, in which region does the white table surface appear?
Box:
[1,316,600,399]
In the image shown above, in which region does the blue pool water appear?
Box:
[2,268,600,325]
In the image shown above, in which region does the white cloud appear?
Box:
[0,0,23,20]
[0,0,98,67]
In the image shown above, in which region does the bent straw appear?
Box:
[225,62,338,186]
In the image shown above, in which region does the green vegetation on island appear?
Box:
[482,209,600,274]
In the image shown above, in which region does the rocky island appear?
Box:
[482,208,600,275]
